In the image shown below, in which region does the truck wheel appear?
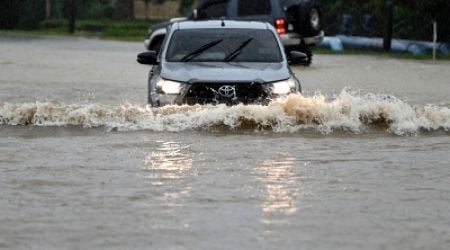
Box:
[298,40,312,66]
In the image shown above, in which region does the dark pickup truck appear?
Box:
[144,0,324,65]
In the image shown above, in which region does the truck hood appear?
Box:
[160,62,290,83]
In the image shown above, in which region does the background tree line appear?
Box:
[321,0,450,42]
[0,0,171,29]
[0,0,449,42]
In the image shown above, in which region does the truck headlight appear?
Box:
[156,78,182,94]
[271,78,296,95]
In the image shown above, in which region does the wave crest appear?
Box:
[1,90,449,135]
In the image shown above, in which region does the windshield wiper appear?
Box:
[181,39,223,62]
[223,38,253,62]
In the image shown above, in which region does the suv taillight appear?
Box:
[275,18,286,34]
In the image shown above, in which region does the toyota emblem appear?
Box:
[218,85,236,98]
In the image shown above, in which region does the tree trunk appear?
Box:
[383,0,393,51]
[144,1,149,20]
[45,0,51,19]
[67,0,77,34]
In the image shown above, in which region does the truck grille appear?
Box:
[184,82,269,105]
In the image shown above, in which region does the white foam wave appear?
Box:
[1,90,449,135]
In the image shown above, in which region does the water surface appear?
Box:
[1,36,449,250]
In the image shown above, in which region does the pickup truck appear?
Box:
[144,0,324,66]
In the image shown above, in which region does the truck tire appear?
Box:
[292,3,322,37]
[298,40,312,66]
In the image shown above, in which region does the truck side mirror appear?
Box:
[289,51,309,65]
[137,51,158,65]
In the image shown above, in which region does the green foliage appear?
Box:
[61,0,115,20]
[76,20,108,32]
[179,0,195,16]
[82,1,115,19]
[321,0,385,36]
[115,0,135,20]
[394,0,450,42]
[321,0,450,42]
[39,19,68,29]
[0,0,45,29]
[0,0,20,29]
[28,19,155,41]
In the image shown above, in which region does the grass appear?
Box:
[314,47,450,61]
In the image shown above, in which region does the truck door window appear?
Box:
[238,0,271,16]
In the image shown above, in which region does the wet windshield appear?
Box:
[166,29,282,62]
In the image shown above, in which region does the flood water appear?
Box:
[1,35,450,249]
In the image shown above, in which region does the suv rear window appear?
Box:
[166,29,282,63]
[238,0,272,16]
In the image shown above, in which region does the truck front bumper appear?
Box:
[280,31,324,47]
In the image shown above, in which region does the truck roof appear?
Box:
[175,20,272,30]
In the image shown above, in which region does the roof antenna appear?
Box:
[221,17,225,27]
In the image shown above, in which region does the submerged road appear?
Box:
[0,36,450,250]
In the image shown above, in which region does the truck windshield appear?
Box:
[166,29,282,63]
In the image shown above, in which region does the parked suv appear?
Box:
[137,20,306,106]
[144,0,323,65]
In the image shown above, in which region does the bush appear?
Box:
[39,19,68,29]
[79,1,115,20]
[76,20,107,32]
[34,18,153,40]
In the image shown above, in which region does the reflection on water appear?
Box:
[143,141,194,205]
[257,156,303,217]
[144,141,194,182]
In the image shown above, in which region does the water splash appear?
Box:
[1,90,449,135]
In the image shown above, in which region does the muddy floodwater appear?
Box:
[1,36,450,250]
